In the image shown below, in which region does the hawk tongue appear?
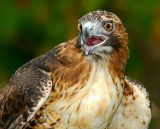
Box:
[86,36,103,46]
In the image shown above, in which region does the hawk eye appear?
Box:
[104,21,113,31]
[78,23,82,31]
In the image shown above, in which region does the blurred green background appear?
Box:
[0,0,160,128]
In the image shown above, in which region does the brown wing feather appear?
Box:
[22,38,92,128]
[0,37,88,129]
[0,53,53,129]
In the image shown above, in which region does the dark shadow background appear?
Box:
[0,0,159,128]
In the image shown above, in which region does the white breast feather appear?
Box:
[109,78,151,129]
[47,60,123,129]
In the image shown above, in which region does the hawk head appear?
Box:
[77,10,128,57]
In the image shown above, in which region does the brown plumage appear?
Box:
[0,10,151,129]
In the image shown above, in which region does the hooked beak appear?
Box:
[79,22,108,56]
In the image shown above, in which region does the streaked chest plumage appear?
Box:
[35,60,124,129]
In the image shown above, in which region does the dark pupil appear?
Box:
[106,24,111,29]
[79,24,82,30]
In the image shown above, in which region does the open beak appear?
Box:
[80,23,108,55]
[86,36,104,46]
[81,35,107,56]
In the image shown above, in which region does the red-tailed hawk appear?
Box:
[0,10,151,129]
